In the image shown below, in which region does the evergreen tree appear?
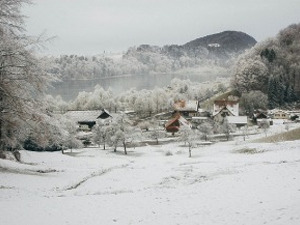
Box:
[267,76,276,109]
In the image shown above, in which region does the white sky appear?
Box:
[23,0,300,55]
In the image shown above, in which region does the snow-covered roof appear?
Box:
[98,109,113,119]
[165,113,191,129]
[191,117,209,120]
[64,110,102,122]
[174,100,198,112]
[178,116,192,128]
[227,116,248,124]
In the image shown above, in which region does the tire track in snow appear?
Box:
[64,164,129,191]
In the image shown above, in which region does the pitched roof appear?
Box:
[98,109,112,119]
[212,106,236,117]
[64,110,102,122]
[174,100,198,112]
[165,113,191,128]
[165,113,181,128]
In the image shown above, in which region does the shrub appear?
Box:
[165,150,173,156]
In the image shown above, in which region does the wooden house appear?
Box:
[252,111,268,124]
[165,113,191,134]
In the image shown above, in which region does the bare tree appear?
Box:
[0,0,55,151]
[150,119,165,144]
[220,118,236,141]
[179,126,198,157]
[259,119,270,137]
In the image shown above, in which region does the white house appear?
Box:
[212,100,239,123]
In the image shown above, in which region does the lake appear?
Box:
[48,73,225,101]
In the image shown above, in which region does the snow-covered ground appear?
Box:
[1,123,300,225]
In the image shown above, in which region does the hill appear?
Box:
[183,31,257,58]
[231,23,300,108]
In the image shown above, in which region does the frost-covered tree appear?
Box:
[259,119,270,137]
[231,23,300,107]
[106,114,135,155]
[178,126,198,158]
[239,91,268,115]
[92,120,108,150]
[197,121,213,141]
[0,0,55,150]
[152,88,168,113]
[232,58,269,93]
[149,119,165,144]
[220,118,236,141]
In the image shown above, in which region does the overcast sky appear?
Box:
[23,0,300,55]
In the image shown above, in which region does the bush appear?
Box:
[0,151,6,159]
[23,139,62,152]
[235,147,265,154]
[165,150,173,156]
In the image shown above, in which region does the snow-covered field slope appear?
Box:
[1,125,300,225]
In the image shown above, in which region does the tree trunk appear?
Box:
[123,141,127,155]
[103,142,106,150]
[189,143,192,158]
[0,119,2,150]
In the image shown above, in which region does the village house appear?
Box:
[272,110,289,119]
[212,99,239,123]
[173,100,200,118]
[64,109,113,132]
[165,112,191,134]
[252,110,269,124]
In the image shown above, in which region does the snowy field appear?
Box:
[1,124,300,225]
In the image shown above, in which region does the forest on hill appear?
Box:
[231,23,300,109]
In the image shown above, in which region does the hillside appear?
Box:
[49,30,256,81]
[1,123,300,225]
[231,23,300,108]
[183,31,257,58]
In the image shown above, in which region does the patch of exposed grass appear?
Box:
[235,147,265,154]
[165,150,173,156]
[254,127,300,143]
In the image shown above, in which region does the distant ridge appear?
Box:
[183,31,257,53]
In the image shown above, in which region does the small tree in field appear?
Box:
[178,126,198,158]
[197,121,213,141]
[107,114,134,155]
[93,120,108,149]
[259,119,270,137]
[150,119,165,144]
[220,118,236,141]
[240,125,248,141]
